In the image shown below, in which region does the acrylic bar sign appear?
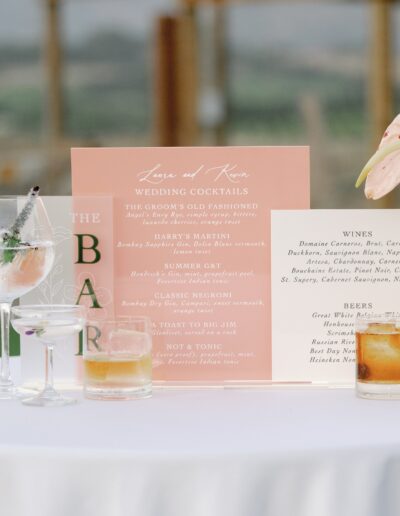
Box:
[72,147,310,383]
[20,196,113,389]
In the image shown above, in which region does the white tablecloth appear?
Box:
[1,388,400,516]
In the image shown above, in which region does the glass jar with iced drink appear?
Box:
[356,315,400,399]
[83,317,152,400]
[0,189,54,399]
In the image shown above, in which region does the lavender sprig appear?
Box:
[25,327,45,338]
[9,186,40,235]
[1,186,40,264]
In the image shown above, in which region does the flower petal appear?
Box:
[356,114,400,198]
[365,149,400,199]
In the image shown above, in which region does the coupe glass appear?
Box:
[0,195,54,398]
[11,305,86,406]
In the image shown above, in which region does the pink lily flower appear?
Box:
[356,114,400,199]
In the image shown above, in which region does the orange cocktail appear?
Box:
[356,319,400,398]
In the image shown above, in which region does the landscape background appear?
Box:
[1,1,399,207]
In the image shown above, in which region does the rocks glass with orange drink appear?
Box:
[356,315,400,399]
[83,317,152,400]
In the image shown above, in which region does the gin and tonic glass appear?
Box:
[0,194,54,398]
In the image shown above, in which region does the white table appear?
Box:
[1,388,399,516]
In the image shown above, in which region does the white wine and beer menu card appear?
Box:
[272,210,400,385]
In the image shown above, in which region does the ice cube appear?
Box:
[108,329,151,357]
[361,333,400,360]
[367,322,397,334]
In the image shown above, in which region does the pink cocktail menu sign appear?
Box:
[72,146,309,383]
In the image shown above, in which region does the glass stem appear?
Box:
[0,302,12,386]
[45,344,55,391]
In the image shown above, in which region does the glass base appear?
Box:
[84,384,152,401]
[0,380,16,400]
[22,387,77,407]
[357,381,400,400]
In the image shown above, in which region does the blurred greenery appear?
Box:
[0,44,40,66]
[0,31,368,142]
[0,88,43,132]
[229,49,367,141]
[65,88,148,137]
[0,29,379,206]
[0,32,150,138]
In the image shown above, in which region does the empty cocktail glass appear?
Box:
[11,305,86,406]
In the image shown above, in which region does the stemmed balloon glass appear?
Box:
[0,192,54,399]
[11,305,86,406]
